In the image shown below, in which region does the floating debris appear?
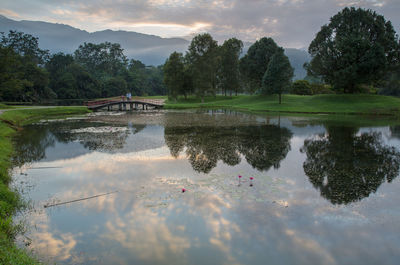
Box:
[44,191,118,208]
[70,126,129,134]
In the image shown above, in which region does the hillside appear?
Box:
[0,15,310,76]
[0,14,189,65]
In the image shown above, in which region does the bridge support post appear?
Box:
[146,104,148,110]
[107,105,110,111]
[142,104,145,110]
[123,103,126,111]
[119,103,122,111]
[130,103,133,111]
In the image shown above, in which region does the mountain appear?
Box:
[0,15,310,78]
[0,15,189,65]
[284,48,311,80]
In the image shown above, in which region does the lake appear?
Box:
[12,110,400,265]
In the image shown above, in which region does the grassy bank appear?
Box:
[0,103,14,109]
[165,94,400,115]
[0,106,90,264]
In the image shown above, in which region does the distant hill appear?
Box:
[284,48,311,80]
[0,14,189,65]
[0,15,310,78]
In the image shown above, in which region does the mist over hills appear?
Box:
[0,15,310,79]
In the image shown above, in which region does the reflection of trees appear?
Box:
[301,126,400,204]
[238,126,292,171]
[390,126,400,139]
[53,125,140,153]
[13,125,56,167]
[164,125,292,173]
[13,122,145,165]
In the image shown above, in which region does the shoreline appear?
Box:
[163,94,400,117]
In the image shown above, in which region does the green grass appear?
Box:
[165,94,400,115]
[1,106,91,127]
[0,106,91,264]
[0,103,14,110]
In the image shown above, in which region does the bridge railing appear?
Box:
[85,99,119,107]
[85,97,165,107]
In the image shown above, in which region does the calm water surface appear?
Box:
[12,110,400,265]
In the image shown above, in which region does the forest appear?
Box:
[0,31,165,103]
[1,7,400,104]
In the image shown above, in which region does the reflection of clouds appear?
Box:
[102,204,191,262]
[26,213,79,263]
[16,120,400,265]
[284,229,336,265]
[59,147,185,176]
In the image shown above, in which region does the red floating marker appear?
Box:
[250,177,254,180]
[182,188,186,193]
[238,175,242,179]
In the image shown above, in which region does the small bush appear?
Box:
[311,83,335,94]
[291,80,313,95]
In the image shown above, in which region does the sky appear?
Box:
[1,0,399,48]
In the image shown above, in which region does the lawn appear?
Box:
[165,94,400,115]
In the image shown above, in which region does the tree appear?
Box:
[186,33,219,102]
[103,77,127,97]
[74,42,128,80]
[308,7,400,93]
[0,46,29,101]
[239,37,279,92]
[1,30,49,65]
[262,48,294,104]
[164,52,185,101]
[46,53,100,99]
[220,38,243,96]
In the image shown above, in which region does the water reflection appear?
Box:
[11,112,400,265]
[390,125,400,139]
[165,125,292,173]
[301,126,400,204]
[13,122,146,166]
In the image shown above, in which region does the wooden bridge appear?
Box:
[85,97,165,111]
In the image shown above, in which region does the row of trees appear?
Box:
[0,31,165,102]
[164,34,293,103]
[165,7,400,101]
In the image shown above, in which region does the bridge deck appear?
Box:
[85,98,165,111]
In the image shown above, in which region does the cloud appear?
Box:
[1,0,399,47]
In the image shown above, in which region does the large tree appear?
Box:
[1,30,49,65]
[307,7,400,93]
[46,53,100,99]
[164,52,185,101]
[239,37,280,93]
[74,42,128,80]
[186,33,219,102]
[219,38,243,96]
[262,48,294,104]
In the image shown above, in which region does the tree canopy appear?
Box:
[164,52,185,101]
[240,37,280,92]
[262,48,294,103]
[219,38,243,96]
[186,33,219,102]
[307,7,400,93]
